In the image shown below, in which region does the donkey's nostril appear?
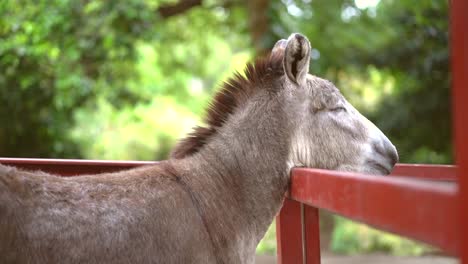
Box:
[388,148,399,167]
[382,139,399,167]
[372,141,399,168]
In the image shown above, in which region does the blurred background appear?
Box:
[0,0,452,261]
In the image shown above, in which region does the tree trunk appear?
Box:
[246,0,270,56]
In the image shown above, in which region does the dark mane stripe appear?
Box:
[171,52,284,159]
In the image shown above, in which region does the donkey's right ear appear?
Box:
[283,33,311,85]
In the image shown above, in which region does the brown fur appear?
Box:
[171,52,284,159]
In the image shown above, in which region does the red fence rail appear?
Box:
[294,168,458,253]
[277,167,459,264]
[0,157,156,176]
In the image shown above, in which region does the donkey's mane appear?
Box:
[171,52,284,159]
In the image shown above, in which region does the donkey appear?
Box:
[0,33,397,264]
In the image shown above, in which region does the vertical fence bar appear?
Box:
[276,198,304,264]
[452,0,468,262]
[304,206,321,264]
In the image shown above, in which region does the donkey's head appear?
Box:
[172,33,398,175]
[279,33,398,175]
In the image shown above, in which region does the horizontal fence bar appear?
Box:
[391,164,457,181]
[0,158,156,176]
[289,168,459,255]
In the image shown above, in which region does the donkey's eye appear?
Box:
[330,107,346,112]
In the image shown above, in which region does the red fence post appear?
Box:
[276,198,322,264]
[303,206,321,264]
[451,0,468,262]
[276,198,304,264]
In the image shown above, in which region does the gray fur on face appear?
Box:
[278,34,398,175]
[0,33,398,264]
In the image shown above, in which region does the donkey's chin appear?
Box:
[365,166,391,176]
[336,163,392,176]
[363,160,393,176]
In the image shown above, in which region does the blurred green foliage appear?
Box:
[0,0,450,256]
[331,216,429,256]
[256,220,277,255]
[0,0,250,159]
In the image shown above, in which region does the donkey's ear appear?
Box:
[272,39,287,55]
[283,33,311,85]
[270,39,287,63]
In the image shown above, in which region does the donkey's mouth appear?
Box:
[367,160,392,175]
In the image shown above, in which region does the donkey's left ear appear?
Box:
[283,33,311,85]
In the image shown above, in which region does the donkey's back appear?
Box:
[0,162,216,264]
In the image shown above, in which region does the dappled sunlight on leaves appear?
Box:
[72,96,199,160]
[332,216,431,256]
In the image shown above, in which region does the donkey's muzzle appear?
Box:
[371,139,399,174]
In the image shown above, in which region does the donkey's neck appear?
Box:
[176,96,291,259]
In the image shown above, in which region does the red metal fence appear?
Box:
[452,0,468,263]
[277,166,459,263]
[1,1,466,263]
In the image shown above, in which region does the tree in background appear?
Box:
[0,0,449,163]
[0,0,250,159]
